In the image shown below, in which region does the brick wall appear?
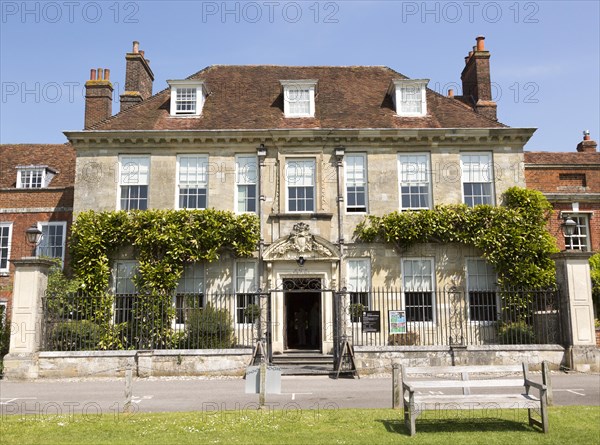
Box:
[525,150,600,252]
[525,167,600,194]
[0,144,76,311]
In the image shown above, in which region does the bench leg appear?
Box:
[540,397,549,433]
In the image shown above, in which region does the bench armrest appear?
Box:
[525,379,547,392]
[402,382,416,393]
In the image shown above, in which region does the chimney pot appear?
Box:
[139,50,145,58]
[468,50,473,58]
[476,35,485,51]
[104,69,110,81]
[583,130,590,141]
[90,68,96,80]
[448,89,454,98]
[97,68,103,80]
[133,41,139,53]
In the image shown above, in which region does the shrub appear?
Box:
[184,304,235,349]
[47,320,102,351]
[349,303,365,322]
[243,304,261,324]
[498,321,535,344]
[0,306,10,377]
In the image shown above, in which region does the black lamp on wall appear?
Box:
[25,224,43,257]
[561,215,577,250]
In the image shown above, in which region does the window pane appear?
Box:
[120,157,149,185]
[399,154,430,209]
[346,155,367,212]
[403,259,434,322]
[400,86,422,114]
[121,185,149,210]
[0,225,11,270]
[287,160,315,212]
[461,153,493,207]
[176,88,197,113]
[38,223,65,260]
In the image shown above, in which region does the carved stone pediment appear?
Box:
[263,223,340,261]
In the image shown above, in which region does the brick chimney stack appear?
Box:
[577,130,598,152]
[119,40,155,112]
[460,35,497,121]
[84,68,113,129]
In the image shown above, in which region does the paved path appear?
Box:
[1,372,598,416]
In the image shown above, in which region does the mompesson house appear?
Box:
[61,37,552,369]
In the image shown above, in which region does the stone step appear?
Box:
[271,352,334,375]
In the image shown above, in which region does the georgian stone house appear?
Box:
[65,37,535,354]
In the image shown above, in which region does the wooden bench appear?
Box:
[400,364,548,435]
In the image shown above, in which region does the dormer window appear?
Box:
[389,79,429,117]
[280,80,317,118]
[167,80,207,116]
[16,165,56,188]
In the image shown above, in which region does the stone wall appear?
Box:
[35,349,252,379]
[354,345,575,374]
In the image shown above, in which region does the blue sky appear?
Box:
[1,0,598,152]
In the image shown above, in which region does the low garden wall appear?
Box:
[353,345,573,373]
[35,349,252,379]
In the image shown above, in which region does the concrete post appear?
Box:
[3,258,54,379]
[392,363,401,409]
[552,251,599,372]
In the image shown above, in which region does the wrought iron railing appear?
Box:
[343,286,562,347]
[42,291,261,351]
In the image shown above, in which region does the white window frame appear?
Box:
[176,154,209,210]
[0,223,12,275]
[564,214,591,251]
[465,258,499,324]
[347,259,371,323]
[112,260,139,325]
[398,153,432,210]
[389,79,428,117]
[36,221,67,265]
[118,155,150,211]
[235,260,258,325]
[280,80,317,118]
[285,158,316,213]
[345,154,368,214]
[167,80,206,116]
[460,152,495,207]
[16,166,55,189]
[401,258,435,323]
[235,154,258,214]
[173,263,205,328]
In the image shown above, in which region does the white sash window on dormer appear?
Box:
[388,79,429,117]
[167,80,207,116]
[280,80,317,118]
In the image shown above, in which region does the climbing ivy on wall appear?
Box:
[70,209,259,294]
[355,187,559,288]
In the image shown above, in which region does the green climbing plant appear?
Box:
[64,209,259,350]
[355,187,558,289]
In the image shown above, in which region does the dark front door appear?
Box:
[284,279,321,350]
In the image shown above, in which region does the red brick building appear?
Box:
[0,144,75,314]
[525,132,599,252]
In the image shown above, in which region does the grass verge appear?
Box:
[1,406,598,444]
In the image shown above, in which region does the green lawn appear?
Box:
[1,406,598,444]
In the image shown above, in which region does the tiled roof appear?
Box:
[524,151,600,165]
[0,144,75,188]
[90,65,507,131]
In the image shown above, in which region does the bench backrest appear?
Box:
[401,364,529,395]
